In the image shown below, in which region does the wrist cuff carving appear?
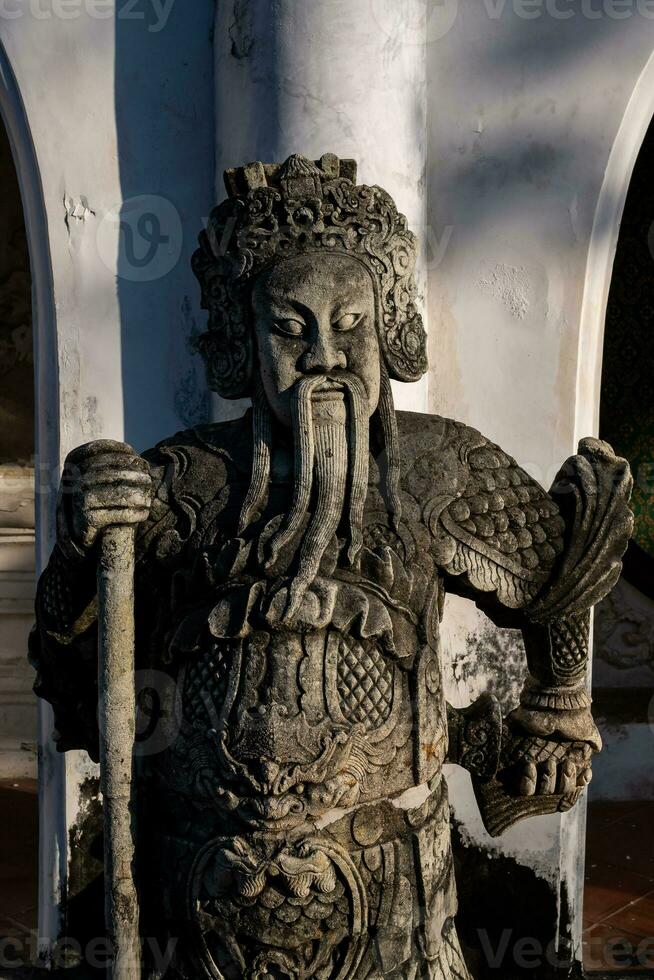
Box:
[520,676,591,712]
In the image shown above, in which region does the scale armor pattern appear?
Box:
[549,611,591,680]
[443,441,565,576]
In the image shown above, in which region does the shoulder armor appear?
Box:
[402,416,566,609]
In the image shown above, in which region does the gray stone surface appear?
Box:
[30,155,634,979]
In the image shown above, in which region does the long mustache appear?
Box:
[377,365,402,527]
[342,374,369,565]
[238,376,272,535]
[264,375,322,568]
[283,408,349,618]
[239,367,400,619]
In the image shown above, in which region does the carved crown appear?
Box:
[192,153,427,399]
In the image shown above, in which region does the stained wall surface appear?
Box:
[426,6,654,973]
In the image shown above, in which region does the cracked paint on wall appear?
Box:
[478,264,531,321]
[229,0,254,60]
[63,195,95,234]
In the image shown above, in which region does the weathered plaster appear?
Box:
[478,263,532,321]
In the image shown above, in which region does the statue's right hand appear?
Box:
[59,440,153,555]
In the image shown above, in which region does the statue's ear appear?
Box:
[193,325,254,400]
[366,224,428,383]
[379,309,428,383]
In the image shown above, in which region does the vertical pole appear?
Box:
[97,524,140,979]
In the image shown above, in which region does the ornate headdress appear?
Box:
[192,153,427,398]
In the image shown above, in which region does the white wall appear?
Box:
[426,3,654,459]
[426,3,654,965]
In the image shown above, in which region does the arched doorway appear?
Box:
[0,109,38,963]
[582,113,654,975]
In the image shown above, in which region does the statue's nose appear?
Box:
[300,326,347,374]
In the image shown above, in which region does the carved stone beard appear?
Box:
[239,366,400,618]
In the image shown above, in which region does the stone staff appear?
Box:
[97,523,141,979]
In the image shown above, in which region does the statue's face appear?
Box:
[251,252,381,427]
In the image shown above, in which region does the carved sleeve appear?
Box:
[29,541,102,758]
[425,427,567,612]
[436,435,632,748]
[429,434,632,834]
[29,450,179,760]
[510,438,633,742]
[30,426,237,760]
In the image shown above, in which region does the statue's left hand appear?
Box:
[502,703,599,800]
[512,738,593,799]
[468,700,599,836]
[473,729,594,836]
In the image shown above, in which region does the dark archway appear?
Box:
[0,108,38,964]
[583,114,654,975]
[0,114,32,465]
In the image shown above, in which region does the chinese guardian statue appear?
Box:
[31,154,633,979]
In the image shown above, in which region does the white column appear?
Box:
[213,0,429,416]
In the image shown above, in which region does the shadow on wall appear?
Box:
[60,3,217,948]
[428,13,648,248]
[114,0,215,451]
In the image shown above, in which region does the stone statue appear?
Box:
[30,154,633,980]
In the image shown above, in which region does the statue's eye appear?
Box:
[274,318,305,337]
[333,312,362,332]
